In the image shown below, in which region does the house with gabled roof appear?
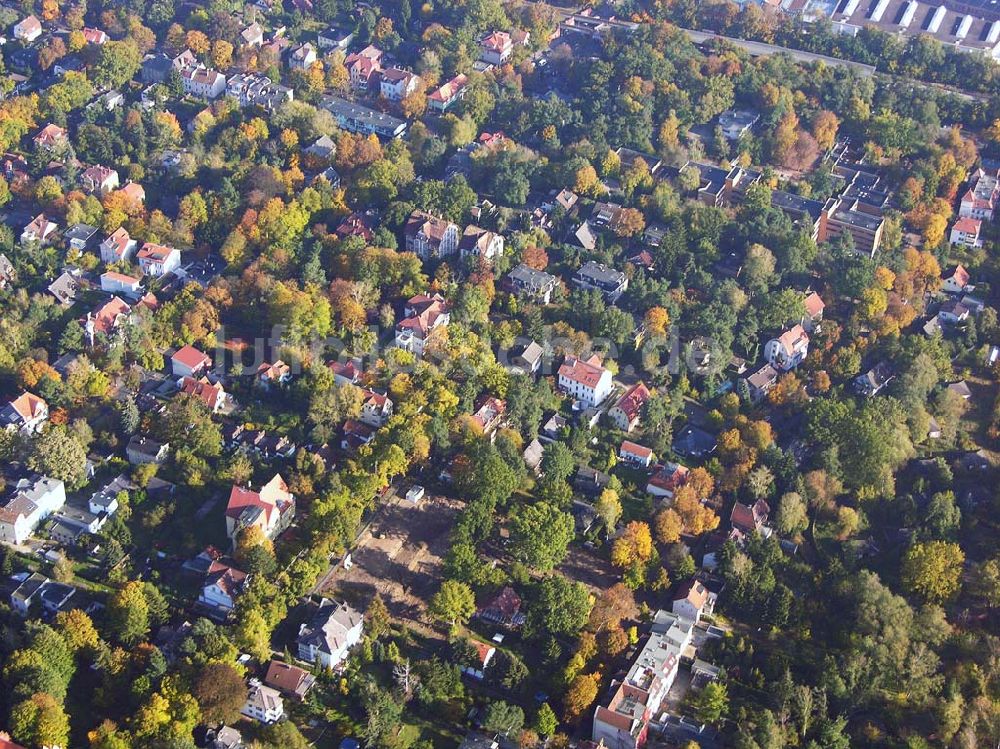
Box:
[87,295,132,337]
[1,392,48,433]
[47,270,80,306]
[609,382,651,432]
[380,67,421,101]
[428,74,468,112]
[619,440,654,468]
[801,291,825,332]
[557,354,613,408]
[404,210,460,259]
[13,14,41,42]
[477,585,525,628]
[0,476,65,545]
[764,325,809,371]
[241,22,264,47]
[360,389,393,427]
[942,264,972,295]
[479,31,513,65]
[81,165,120,194]
[265,660,316,700]
[731,499,771,540]
[225,474,295,543]
[256,360,291,389]
[137,243,180,276]
[503,263,558,304]
[672,578,716,623]
[33,123,67,150]
[471,395,506,435]
[242,679,284,724]
[959,168,999,221]
[459,225,504,261]
[396,293,450,356]
[198,559,247,614]
[100,227,137,264]
[345,45,382,90]
[21,214,57,245]
[171,345,211,377]
[296,598,364,669]
[178,376,228,413]
[645,462,688,499]
[83,26,108,44]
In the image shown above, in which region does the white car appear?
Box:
[405,485,425,503]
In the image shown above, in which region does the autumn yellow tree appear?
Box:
[611,521,653,568]
[654,508,683,543]
[811,110,840,151]
[644,306,670,336]
[563,672,600,722]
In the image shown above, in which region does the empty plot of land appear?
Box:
[323,493,464,625]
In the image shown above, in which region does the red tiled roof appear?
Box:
[558,355,606,388]
[179,375,225,410]
[802,292,824,318]
[647,463,688,493]
[673,578,709,607]
[8,391,45,422]
[953,217,981,235]
[91,295,131,335]
[138,242,174,262]
[226,474,291,524]
[481,31,512,52]
[101,271,140,285]
[613,382,651,423]
[428,74,468,103]
[620,440,652,460]
[172,345,211,371]
[265,660,312,694]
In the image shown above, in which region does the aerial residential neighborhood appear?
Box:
[0,0,996,746]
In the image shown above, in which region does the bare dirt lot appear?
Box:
[321,492,465,628]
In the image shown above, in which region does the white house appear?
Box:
[360,389,393,427]
[225,474,295,544]
[942,264,972,295]
[459,225,504,261]
[395,293,450,357]
[428,74,468,112]
[479,31,513,65]
[950,217,983,248]
[242,679,284,724]
[296,598,364,669]
[718,109,759,140]
[198,560,247,614]
[379,68,421,101]
[100,227,138,263]
[100,271,142,295]
[0,477,66,545]
[21,214,57,245]
[182,67,227,99]
[171,345,212,377]
[137,243,181,276]
[959,168,999,221]
[13,15,42,42]
[81,165,120,194]
[404,210,459,259]
[671,578,716,623]
[619,440,654,468]
[1,392,48,434]
[289,42,318,70]
[557,354,613,408]
[764,325,809,371]
[608,382,651,432]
